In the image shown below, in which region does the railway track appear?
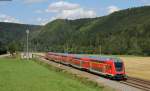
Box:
[120,77,150,91]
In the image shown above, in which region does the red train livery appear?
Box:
[45,52,127,80]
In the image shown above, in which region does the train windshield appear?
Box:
[115,62,123,72]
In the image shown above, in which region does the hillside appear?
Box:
[0,22,41,54]
[32,6,150,56]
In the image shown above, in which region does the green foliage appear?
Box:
[8,41,18,55]
[0,40,7,54]
[0,22,41,52]
[0,6,150,56]
[31,6,150,56]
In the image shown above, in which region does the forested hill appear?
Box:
[32,6,150,56]
[0,22,41,54]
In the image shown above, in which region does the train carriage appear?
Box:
[88,57,126,79]
[45,52,127,80]
[70,57,82,68]
[80,57,90,69]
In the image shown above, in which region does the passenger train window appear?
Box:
[106,65,111,70]
[114,62,123,72]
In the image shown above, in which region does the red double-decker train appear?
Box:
[45,52,127,80]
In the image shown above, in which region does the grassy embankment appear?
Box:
[0,58,113,91]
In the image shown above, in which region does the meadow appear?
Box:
[0,58,108,91]
[120,56,150,80]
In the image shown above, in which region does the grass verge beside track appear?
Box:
[0,58,112,91]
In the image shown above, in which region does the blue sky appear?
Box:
[0,0,149,25]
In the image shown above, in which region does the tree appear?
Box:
[8,42,18,56]
[0,41,7,55]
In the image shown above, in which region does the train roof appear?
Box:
[92,57,122,62]
[48,52,122,62]
[70,54,122,62]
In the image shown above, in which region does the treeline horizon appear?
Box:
[31,6,150,56]
[0,6,150,56]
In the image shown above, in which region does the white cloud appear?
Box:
[0,14,20,23]
[36,1,97,25]
[56,8,96,20]
[140,0,150,3]
[45,1,96,21]
[107,5,120,14]
[23,0,47,4]
[46,1,80,13]
[36,17,52,25]
[135,0,150,5]
[39,8,96,25]
[37,17,42,22]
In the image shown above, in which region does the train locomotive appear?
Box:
[45,52,127,80]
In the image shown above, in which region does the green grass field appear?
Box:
[0,58,108,91]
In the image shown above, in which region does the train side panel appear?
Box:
[45,52,127,80]
[80,58,90,69]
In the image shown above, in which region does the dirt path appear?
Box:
[0,54,10,58]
